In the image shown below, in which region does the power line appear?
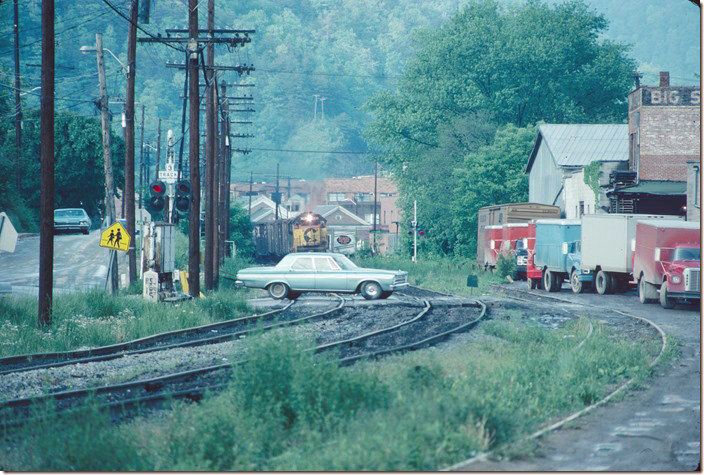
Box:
[250,147,378,155]
[255,68,399,80]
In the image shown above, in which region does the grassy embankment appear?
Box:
[0,256,255,357]
[1,255,663,470]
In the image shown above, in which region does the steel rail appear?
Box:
[0,300,296,375]
[441,287,668,471]
[0,297,490,427]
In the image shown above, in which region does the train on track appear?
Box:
[253,211,329,260]
[479,204,700,309]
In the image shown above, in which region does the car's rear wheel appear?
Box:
[360,281,382,300]
[268,282,290,299]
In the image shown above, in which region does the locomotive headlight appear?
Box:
[305,213,314,222]
[671,275,682,284]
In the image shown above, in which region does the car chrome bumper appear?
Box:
[389,282,410,290]
[235,280,245,287]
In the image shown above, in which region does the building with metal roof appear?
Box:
[525,124,629,213]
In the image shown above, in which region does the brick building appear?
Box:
[607,72,699,215]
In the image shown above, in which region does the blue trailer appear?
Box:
[533,219,592,292]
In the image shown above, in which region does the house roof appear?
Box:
[312,205,371,227]
[525,124,629,173]
[608,180,686,196]
[324,175,398,194]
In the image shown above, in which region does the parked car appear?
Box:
[236,252,409,300]
[54,208,91,234]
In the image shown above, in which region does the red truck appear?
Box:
[481,225,504,270]
[633,220,700,309]
[523,222,542,289]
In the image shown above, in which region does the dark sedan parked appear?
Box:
[54,208,92,234]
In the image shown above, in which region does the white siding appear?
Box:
[528,142,565,211]
[564,170,597,219]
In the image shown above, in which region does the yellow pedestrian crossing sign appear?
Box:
[99,221,131,252]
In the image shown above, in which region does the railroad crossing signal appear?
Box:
[99,221,131,252]
[174,180,191,214]
[147,181,167,213]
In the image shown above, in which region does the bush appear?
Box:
[495,252,517,280]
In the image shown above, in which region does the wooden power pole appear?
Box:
[38,0,54,326]
[96,33,118,294]
[138,104,145,209]
[204,0,216,291]
[187,0,201,298]
[218,82,228,265]
[13,0,22,192]
[125,0,139,284]
[154,118,161,181]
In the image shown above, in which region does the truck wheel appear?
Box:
[528,277,538,290]
[543,270,559,292]
[268,282,290,299]
[659,282,676,309]
[638,278,657,304]
[570,270,586,294]
[361,281,382,300]
[595,270,613,295]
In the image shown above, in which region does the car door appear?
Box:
[314,256,348,291]
[289,256,316,290]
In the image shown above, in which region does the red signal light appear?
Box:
[419,231,425,235]
[152,184,163,194]
[178,184,188,192]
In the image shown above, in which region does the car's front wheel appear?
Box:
[268,282,290,299]
[360,281,382,300]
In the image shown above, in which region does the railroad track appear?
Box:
[0,297,486,427]
[442,285,668,471]
[0,296,345,375]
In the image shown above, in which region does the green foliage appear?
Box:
[366,0,638,257]
[228,202,254,258]
[2,319,654,470]
[0,288,250,356]
[496,253,517,280]
[582,161,602,208]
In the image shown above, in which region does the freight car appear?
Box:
[477,202,560,269]
[253,212,328,260]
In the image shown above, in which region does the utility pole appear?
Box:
[275,162,280,222]
[204,0,216,291]
[218,82,228,265]
[187,0,201,298]
[125,0,139,284]
[413,199,417,263]
[95,33,118,294]
[373,160,378,252]
[138,104,145,210]
[13,0,22,192]
[211,73,220,287]
[224,116,233,245]
[248,171,253,219]
[38,0,54,326]
[155,118,161,180]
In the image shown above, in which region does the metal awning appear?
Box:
[607,180,686,196]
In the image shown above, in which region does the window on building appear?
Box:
[380,192,395,197]
[365,213,380,225]
[356,193,372,202]
[579,201,584,217]
[328,192,346,202]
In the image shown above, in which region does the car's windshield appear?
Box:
[672,247,700,261]
[54,209,84,218]
[332,254,357,270]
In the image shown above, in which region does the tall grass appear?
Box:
[0,288,251,357]
[357,254,503,295]
[1,317,655,471]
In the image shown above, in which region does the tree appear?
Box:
[228,202,254,258]
[366,0,637,256]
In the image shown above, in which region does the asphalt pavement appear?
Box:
[0,230,116,296]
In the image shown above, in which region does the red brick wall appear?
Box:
[637,106,700,181]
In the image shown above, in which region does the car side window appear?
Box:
[315,257,339,271]
[292,257,314,270]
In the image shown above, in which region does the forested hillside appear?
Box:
[0,0,698,180]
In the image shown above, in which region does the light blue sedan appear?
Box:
[236,252,409,300]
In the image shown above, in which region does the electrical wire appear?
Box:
[249,147,378,155]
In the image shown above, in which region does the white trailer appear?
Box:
[580,213,681,295]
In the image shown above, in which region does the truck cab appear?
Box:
[534,219,583,292]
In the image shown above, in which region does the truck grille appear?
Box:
[684,268,700,292]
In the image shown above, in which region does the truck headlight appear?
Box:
[670,275,682,284]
